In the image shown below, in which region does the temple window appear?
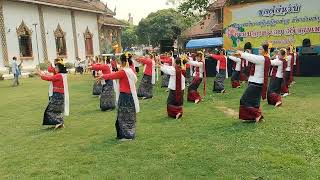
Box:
[54,24,67,57]
[84,27,94,57]
[16,21,33,58]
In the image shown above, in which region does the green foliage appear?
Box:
[64,62,74,69]
[1,75,320,179]
[169,0,270,17]
[136,8,198,46]
[177,0,209,17]
[38,63,48,71]
[5,65,12,74]
[28,72,38,78]
[121,25,139,50]
[227,0,268,5]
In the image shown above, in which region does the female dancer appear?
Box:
[90,59,115,111]
[235,43,271,122]
[281,46,294,97]
[160,53,174,88]
[267,48,288,107]
[37,60,69,129]
[228,55,242,88]
[97,54,139,141]
[136,54,156,99]
[160,57,186,119]
[187,51,206,104]
[209,49,228,93]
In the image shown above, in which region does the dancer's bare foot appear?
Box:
[221,89,226,93]
[54,124,64,130]
[282,93,289,97]
[255,115,263,123]
[195,99,200,104]
[275,101,282,107]
[176,113,182,120]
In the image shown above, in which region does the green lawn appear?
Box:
[1,74,320,179]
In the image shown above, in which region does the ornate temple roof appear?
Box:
[208,0,227,10]
[14,0,115,15]
[98,15,126,27]
[182,12,223,38]
[182,0,227,39]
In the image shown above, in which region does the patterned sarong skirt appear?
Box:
[100,80,115,111]
[137,74,153,99]
[43,92,64,125]
[115,93,136,139]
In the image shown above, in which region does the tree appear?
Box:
[121,25,139,50]
[136,8,197,47]
[119,20,139,50]
[167,0,213,17]
[168,0,268,17]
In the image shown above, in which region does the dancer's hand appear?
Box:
[232,51,242,58]
[96,75,104,82]
[36,68,44,76]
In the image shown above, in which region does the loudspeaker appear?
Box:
[300,47,318,55]
[160,40,174,53]
[160,46,174,53]
[302,38,311,47]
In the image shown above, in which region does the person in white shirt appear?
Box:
[267,48,288,107]
[185,53,194,86]
[240,42,252,82]
[281,46,294,97]
[187,51,206,104]
[132,56,141,73]
[11,57,22,87]
[160,52,174,89]
[234,43,272,123]
[229,55,242,88]
[159,58,185,119]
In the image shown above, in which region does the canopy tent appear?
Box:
[186,37,223,49]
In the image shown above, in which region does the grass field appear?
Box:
[1,74,320,179]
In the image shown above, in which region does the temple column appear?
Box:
[117,29,122,52]
[0,0,9,66]
[97,15,103,54]
[38,5,49,63]
[71,11,79,59]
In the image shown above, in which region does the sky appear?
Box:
[102,0,175,25]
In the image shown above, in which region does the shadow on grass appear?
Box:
[82,136,135,153]
[26,126,64,136]
[229,121,260,132]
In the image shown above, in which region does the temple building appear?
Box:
[0,0,125,72]
[182,0,226,48]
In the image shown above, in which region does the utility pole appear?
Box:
[33,23,40,65]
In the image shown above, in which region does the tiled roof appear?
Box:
[208,0,227,10]
[98,15,126,27]
[14,0,115,14]
[182,12,222,38]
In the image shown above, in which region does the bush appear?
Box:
[28,72,38,78]
[65,62,74,69]
[38,63,49,71]
[5,65,12,74]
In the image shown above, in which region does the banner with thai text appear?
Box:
[223,0,320,49]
